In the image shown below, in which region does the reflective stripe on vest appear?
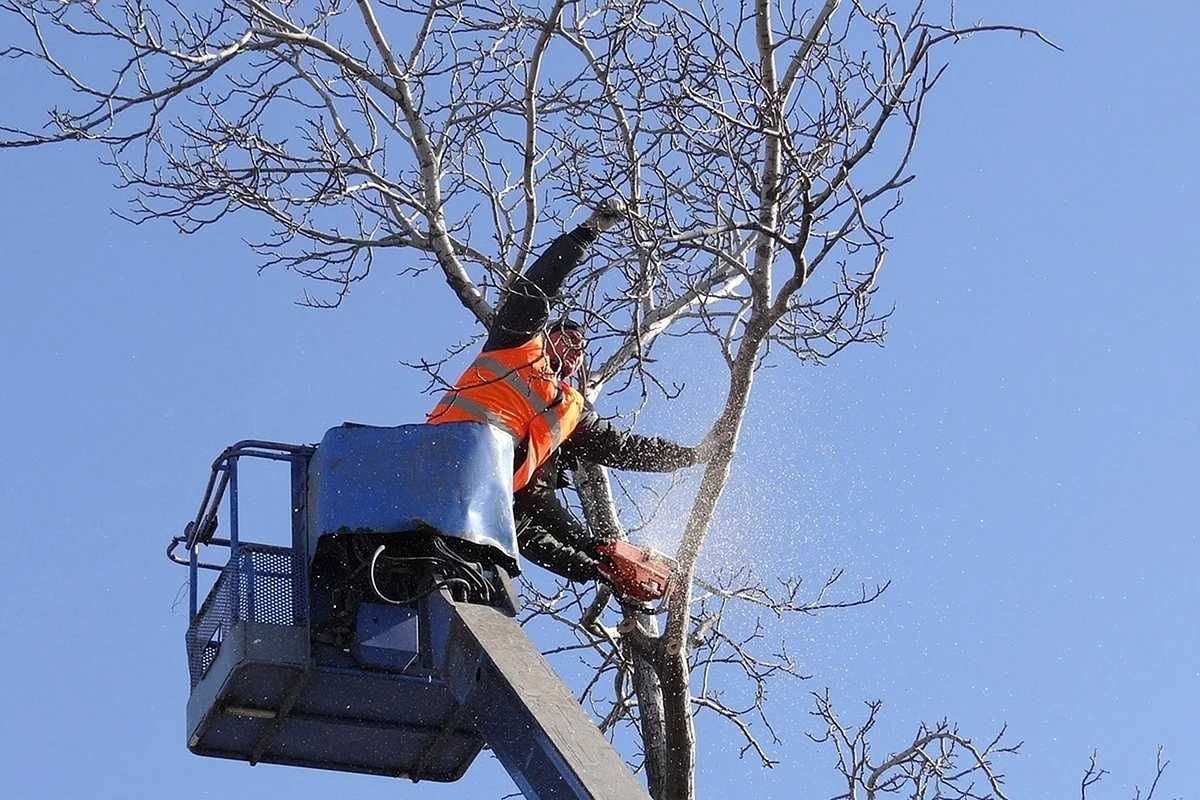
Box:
[473,355,553,415]
[432,394,520,438]
[471,355,573,448]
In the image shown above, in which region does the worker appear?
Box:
[428,199,718,583]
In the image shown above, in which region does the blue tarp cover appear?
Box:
[307,422,519,570]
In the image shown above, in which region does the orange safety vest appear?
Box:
[427,336,585,492]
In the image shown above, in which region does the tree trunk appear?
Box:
[623,605,668,799]
[657,311,773,799]
[574,461,670,798]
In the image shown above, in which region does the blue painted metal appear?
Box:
[188,540,198,618]
[184,543,485,781]
[174,426,652,799]
[353,603,420,671]
[229,461,239,550]
[306,422,519,574]
[289,457,309,627]
[179,437,490,781]
[434,593,653,800]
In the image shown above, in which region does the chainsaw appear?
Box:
[594,539,677,603]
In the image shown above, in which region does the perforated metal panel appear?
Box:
[186,545,306,687]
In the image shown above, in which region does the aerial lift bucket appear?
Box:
[169,423,651,800]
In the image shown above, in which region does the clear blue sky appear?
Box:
[1,1,1196,797]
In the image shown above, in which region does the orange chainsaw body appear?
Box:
[595,540,675,602]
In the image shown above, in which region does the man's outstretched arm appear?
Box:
[559,410,700,473]
[485,200,625,351]
[484,226,597,351]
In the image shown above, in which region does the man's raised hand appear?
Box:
[583,197,627,233]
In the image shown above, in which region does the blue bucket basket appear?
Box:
[171,423,518,779]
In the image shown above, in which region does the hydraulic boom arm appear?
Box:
[435,591,651,800]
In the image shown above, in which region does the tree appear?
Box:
[1080,748,1172,800]
[2,2,1067,798]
